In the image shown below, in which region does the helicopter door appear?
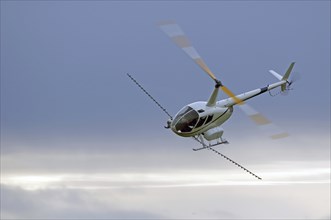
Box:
[205,115,213,124]
[195,116,207,128]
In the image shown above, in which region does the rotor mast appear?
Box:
[206,80,222,107]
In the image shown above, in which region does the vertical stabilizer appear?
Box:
[282,62,295,81]
[281,62,295,91]
[269,62,295,92]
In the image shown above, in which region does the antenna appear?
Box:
[127,73,173,120]
[208,147,262,180]
[192,136,262,180]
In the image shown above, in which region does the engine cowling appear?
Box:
[203,126,224,141]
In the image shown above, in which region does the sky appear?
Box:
[1,1,330,219]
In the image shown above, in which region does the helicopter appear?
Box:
[127,21,296,180]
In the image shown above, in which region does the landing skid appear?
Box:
[193,140,229,151]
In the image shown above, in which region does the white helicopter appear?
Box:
[127,21,296,179]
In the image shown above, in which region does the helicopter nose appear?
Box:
[164,119,172,129]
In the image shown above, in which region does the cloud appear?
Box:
[1,148,330,219]
[2,125,329,219]
[1,176,330,219]
[1,139,329,219]
[1,130,329,174]
[1,185,162,219]
[1,168,330,192]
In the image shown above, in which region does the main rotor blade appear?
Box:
[157,20,217,81]
[220,86,244,105]
[221,86,287,138]
[239,103,289,139]
[158,20,243,105]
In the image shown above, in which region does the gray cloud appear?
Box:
[1,180,330,219]
[1,185,163,219]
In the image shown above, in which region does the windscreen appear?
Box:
[173,106,199,133]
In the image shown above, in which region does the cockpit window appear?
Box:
[205,115,213,124]
[195,116,207,128]
[173,106,191,125]
[173,107,199,133]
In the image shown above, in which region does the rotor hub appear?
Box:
[215,79,223,88]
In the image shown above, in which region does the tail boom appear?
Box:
[218,62,295,107]
[218,80,286,107]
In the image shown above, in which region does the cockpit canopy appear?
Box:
[172,106,199,133]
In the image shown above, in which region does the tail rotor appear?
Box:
[269,63,299,96]
[280,71,301,95]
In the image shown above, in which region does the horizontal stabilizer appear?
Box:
[269,70,283,81]
[269,62,295,82]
